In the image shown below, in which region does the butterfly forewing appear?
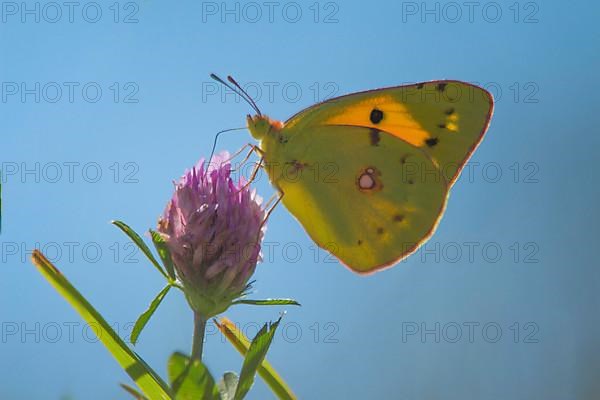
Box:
[285,81,493,185]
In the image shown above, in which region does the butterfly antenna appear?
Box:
[210,74,261,116]
[227,75,262,116]
[206,126,248,176]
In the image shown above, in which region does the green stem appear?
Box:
[191,312,207,362]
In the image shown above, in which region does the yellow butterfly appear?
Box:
[213,75,494,274]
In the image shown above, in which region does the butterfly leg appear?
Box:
[229,143,264,171]
[237,155,264,193]
[260,191,284,229]
[223,143,254,165]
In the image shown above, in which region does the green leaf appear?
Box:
[31,250,172,399]
[131,285,172,345]
[120,383,148,399]
[150,229,177,280]
[234,317,282,400]
[218,372,239,400]
[216,317,296,400]
[232,299,301,307]
[168,352,220,400]
[112,220,167,279]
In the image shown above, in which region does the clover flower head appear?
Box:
[158,152,265,317]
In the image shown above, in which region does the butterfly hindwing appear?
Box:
[270,125,448,273]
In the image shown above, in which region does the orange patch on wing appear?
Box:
[323,95,431,147]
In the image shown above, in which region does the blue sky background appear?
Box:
[1,0,599,399]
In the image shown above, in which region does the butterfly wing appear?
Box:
[284,81,493,185]
[267,81,493,273]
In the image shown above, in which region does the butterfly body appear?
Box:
[246,80,493,274]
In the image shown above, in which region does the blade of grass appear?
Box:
[31,250,172,399]
[216,317,296,400]
[120,383,148,399]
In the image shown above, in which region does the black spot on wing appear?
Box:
[370,109,384,124]
[425,137,439,147]
[369,129,380,146]
[278,134,288,144]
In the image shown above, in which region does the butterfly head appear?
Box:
[210,74,279,140]
[247,114,283,140]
